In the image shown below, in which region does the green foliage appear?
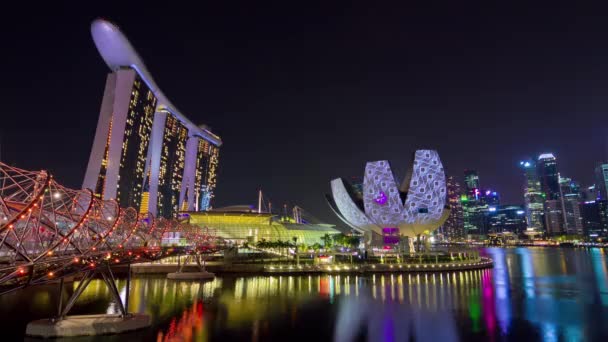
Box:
[330,233,360,248]
[322,233,333,247]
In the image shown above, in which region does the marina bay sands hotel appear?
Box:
[83,19,222,218]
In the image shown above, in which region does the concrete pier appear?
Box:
[26,314,150,338]
[167,271,215,280]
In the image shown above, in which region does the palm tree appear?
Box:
[322,234,333,249]
[255,238,267,262]
[256,238,267,249]
[292,237,299,265]
[311,242,322,264]
[332,233,345,247]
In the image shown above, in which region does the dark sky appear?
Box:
[3,2,608,225]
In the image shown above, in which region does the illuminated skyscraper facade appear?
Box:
[487,205,527,234]
[461,170,499,237]
[537,153,560,200]
[559,177,583,235]
[83,19,222,218]
[463,169,479,196]
[156,114,189,218]
[537,153,565,234]
[441,176,464,240]
[194,138,220,211]
[519,159,544,230]
[595,163,608,200]
[85,69,157,209]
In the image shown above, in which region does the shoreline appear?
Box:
[129,257,494,276]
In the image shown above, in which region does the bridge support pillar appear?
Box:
[26,264,150,338]
[167,254,215,280]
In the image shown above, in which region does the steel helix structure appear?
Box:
[0,162,221,294]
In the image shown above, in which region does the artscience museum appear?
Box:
[326,150,450,252]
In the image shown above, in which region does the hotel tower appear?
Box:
[83,19,222,218]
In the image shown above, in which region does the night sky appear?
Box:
[3,2,608,225]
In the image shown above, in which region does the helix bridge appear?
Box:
[0,161,223,318]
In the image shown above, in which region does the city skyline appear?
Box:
[3,3,608,225]
[3,4,608,341]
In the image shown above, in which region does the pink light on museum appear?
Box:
[374,191,388,205]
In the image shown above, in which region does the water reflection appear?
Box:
[157,301,206,342]
[0,248,607,341]
[487,247,608,341]
[334,277,460,341]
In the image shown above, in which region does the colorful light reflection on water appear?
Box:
[0,248,607,341]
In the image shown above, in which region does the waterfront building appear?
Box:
[440,176,465,240]
[560,177,583,235]
[461,169,499,238]
[188,206,340,245]
[326,150,449,249]
[82,19,221,218]
[519,159,544,230]
[487,205,527,234]
[580,199,608,238]
[581,200,602,237]
[544,200,565,235]
[462,196,486,237]
[537,153,565,234]
[595,163,608,200]
[537,153,560,200]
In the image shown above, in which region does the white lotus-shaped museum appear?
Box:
[326,150,450,244]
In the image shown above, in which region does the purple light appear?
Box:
[382,227,399,244]
[374,191,388,205]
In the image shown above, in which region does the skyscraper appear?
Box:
[580,184,608,238]
[441,176,464,240]
[581,200,602,237]
[536,153,565,235]
[594,163,608,200]
[83,20,222,218]
[519,159,544,230]
[464,169,480,195]
[559,176,583,235]
[487,205,527,234]
[461,170,498,237]
[537,153,560,200]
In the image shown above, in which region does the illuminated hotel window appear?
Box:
[94,117,113,199]
[115,73,156,209]
[194,138,220,211]
[157,114,188,218]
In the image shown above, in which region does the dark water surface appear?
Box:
[1,247,608,341]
